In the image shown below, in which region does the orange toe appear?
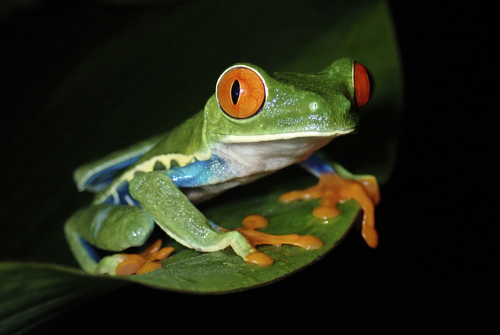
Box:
[244,252,274,266]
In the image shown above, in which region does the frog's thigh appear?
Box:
[65,203,155,274]
[129,172,257,258]
[65,203,155,251]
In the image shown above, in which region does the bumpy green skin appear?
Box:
[65,205,154,274]
[130,173,258,256]
[137,113,210,166]
[206,59,357,142]
[68,205,154,251]
[65,58,362,275]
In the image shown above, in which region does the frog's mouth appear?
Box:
[218,128,354,144]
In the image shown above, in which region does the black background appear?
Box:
[0,0,491,333]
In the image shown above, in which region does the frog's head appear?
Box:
[204,58,374,146]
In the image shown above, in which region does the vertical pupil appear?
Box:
[231,80,240,105]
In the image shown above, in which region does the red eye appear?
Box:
[217,67,265,119]
[354,62,374,108]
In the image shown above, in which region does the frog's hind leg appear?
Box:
[64,204,155,275]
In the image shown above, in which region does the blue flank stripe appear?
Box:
[103,196,117,205]
[80,237,101,263]
[102,155,228,205]
[117,182,141,206]
[163,156,226,188]
[304,153,336,175]
[102,181,141,206]
[84,156,141,191]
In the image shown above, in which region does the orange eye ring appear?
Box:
[216,66,266,119]
[353,62,375,108]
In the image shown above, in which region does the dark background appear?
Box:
[0,0,490,333]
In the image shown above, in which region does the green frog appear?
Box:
[65,58,378,276]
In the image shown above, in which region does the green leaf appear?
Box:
[0,176,360,332]
[121,176,360,293]
[0,262,126,334]
[0,0,402,331]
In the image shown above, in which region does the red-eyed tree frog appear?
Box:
[65,58,379,276]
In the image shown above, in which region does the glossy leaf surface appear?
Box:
[0,0,402,331]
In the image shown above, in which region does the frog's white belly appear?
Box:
[183,136,334,203]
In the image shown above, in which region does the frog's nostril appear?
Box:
[309,102,318,112]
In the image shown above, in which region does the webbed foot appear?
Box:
[279,172,380,248]
[114,239,174,275]
[236,214,323,266]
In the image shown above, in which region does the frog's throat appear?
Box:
[217,129,354,144]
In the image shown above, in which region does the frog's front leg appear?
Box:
[64,204,157,275]
[129,171,274,266]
